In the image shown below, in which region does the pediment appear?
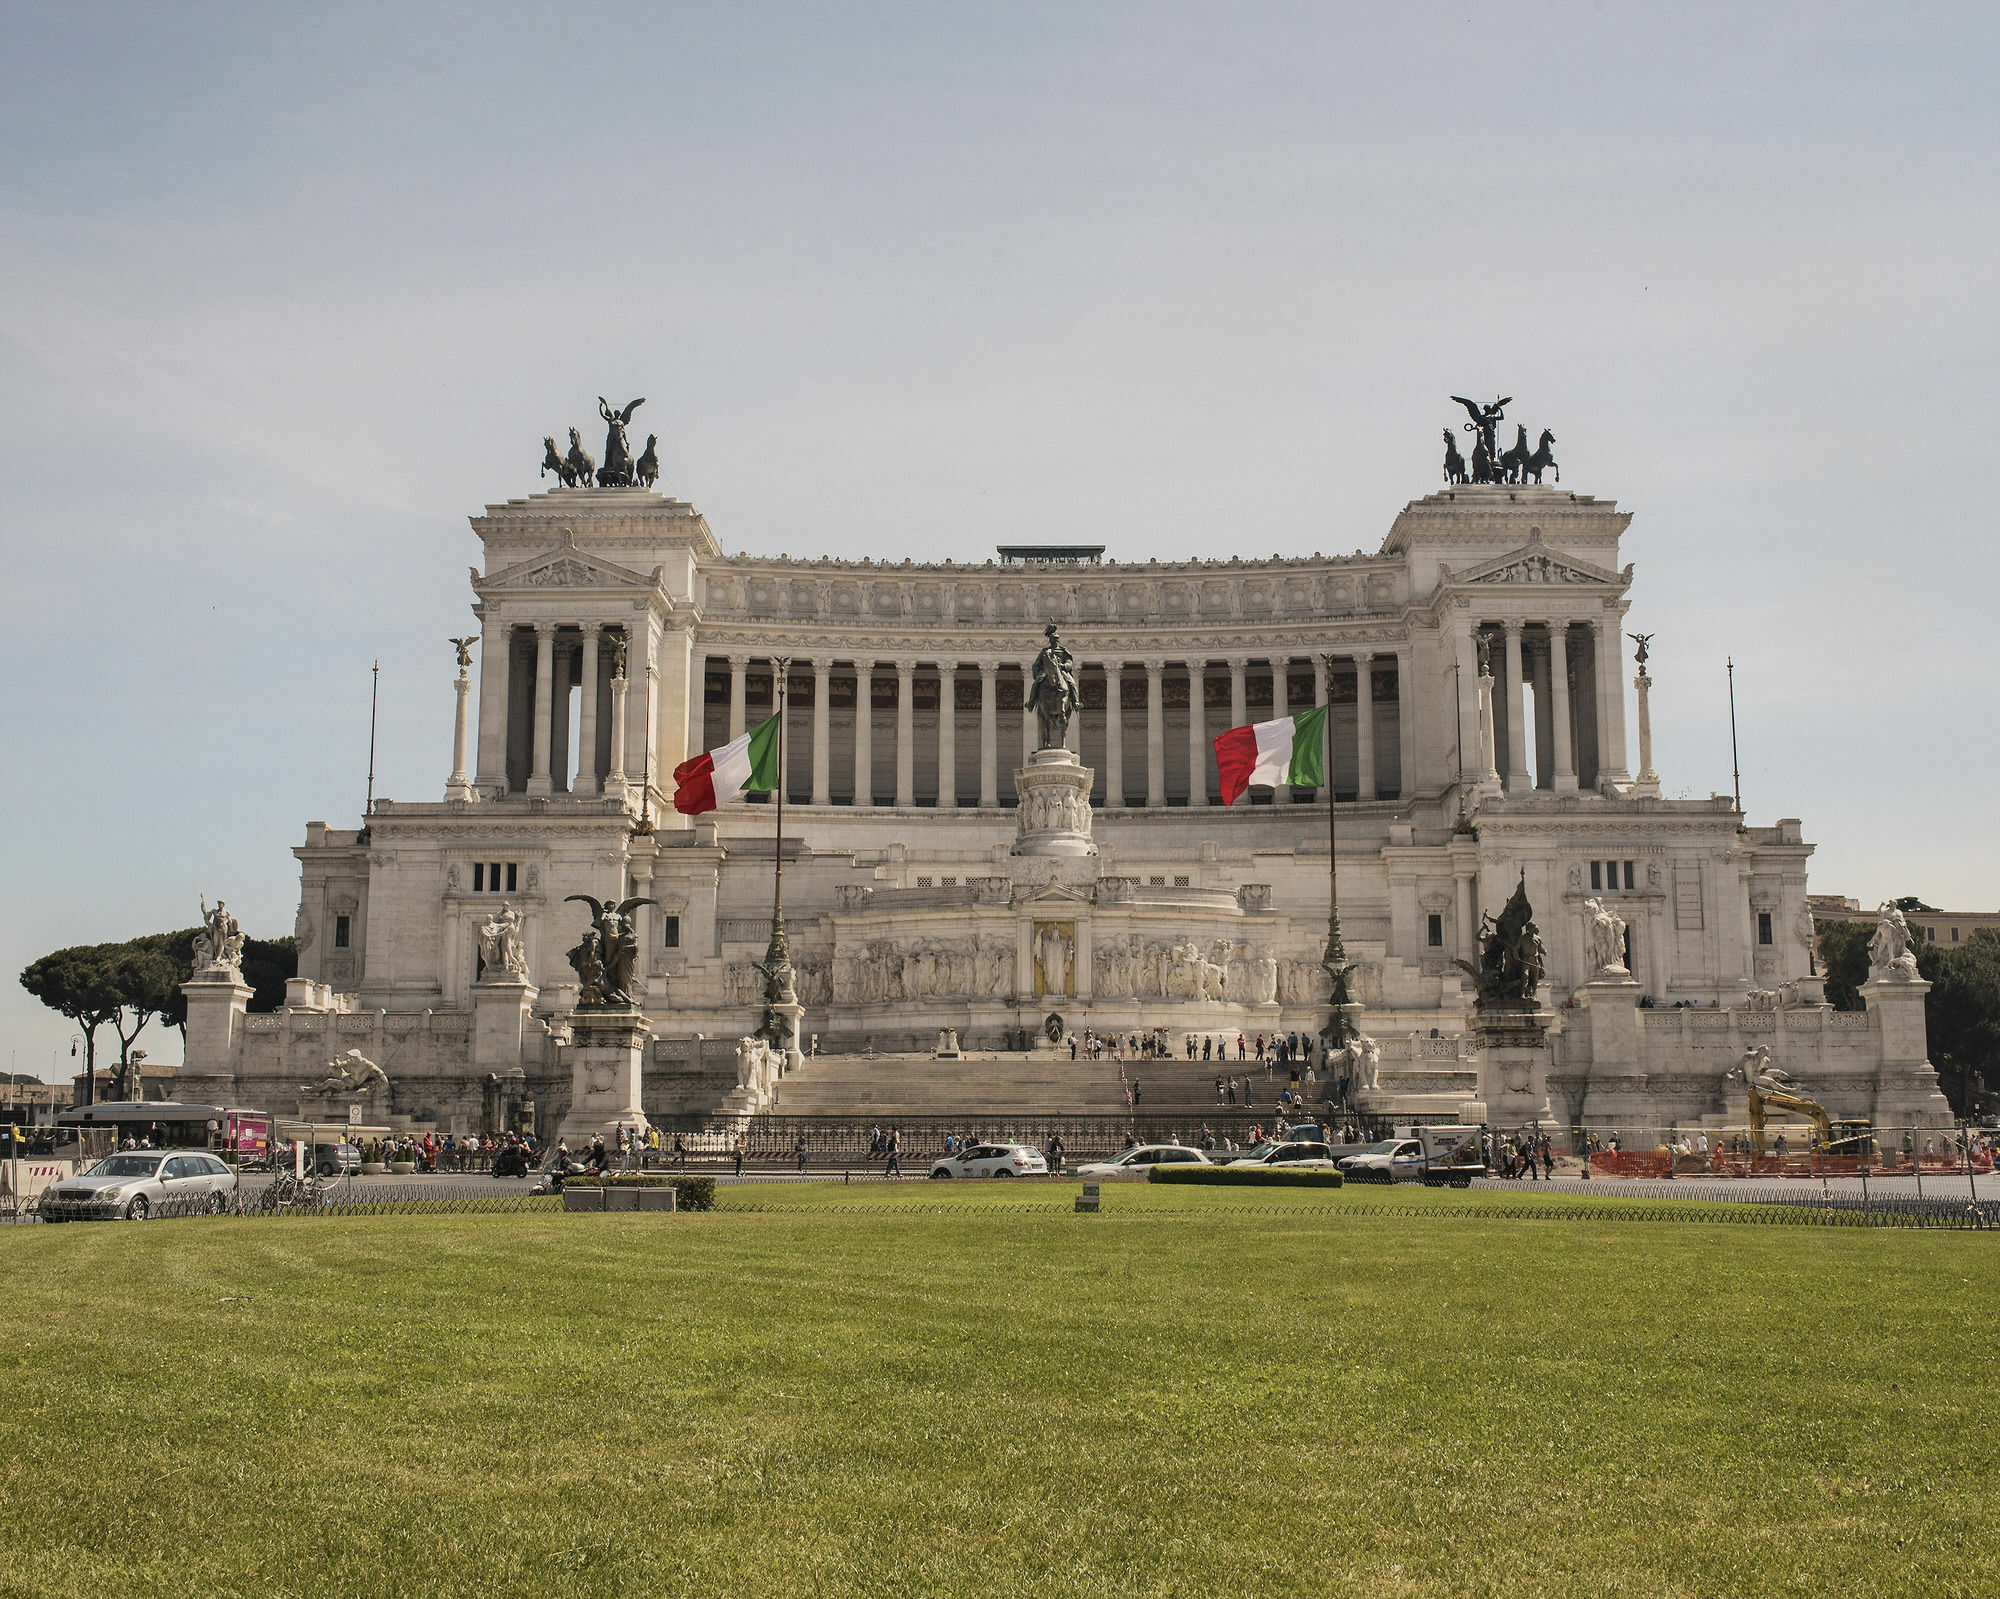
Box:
[477,531,660,592]
[1014,880,1095,906]
[1444,532,1627,589]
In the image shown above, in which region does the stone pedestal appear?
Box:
[1572,972,1647,1126]
[557,1007,653,1144]
[1860,974,1954,1129]
[298,1087,388,1130]
[1469,1003,1554,1128]
[178,972,252,1105]
[1011,748,1097,858]
[935,1028,962,1059]
[474,977,539,1071]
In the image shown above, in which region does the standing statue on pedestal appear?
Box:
[564,894,656,1007]
[194,897,245,973]
[1581,897,1628,976]
[1868,903,1920,981]
[1629,633,1653,675]
[449,635,478,671]
[1026,622,1080,750]
[478,902,530,981]
[1457,874,1547,1009]
[596,397,645,487]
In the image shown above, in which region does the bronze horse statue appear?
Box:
[634,433,660,489]
[1442,428,1468,485]
[563,427,596,490]
[1498,424,1532,485]
[1525,428,1558,484]
[541,435,585,488]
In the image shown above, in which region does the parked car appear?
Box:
[929,1143,1049,1179]
[1335,1138,1429,1183]
[1226,1139,1341,1171]
[1075,1144,1210,1180]
[310,1141,362,1178]
[38,1150,238,1221]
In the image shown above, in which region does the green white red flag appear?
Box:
[1213,705,1327,805]
[673,713,781,815]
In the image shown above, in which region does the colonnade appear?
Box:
[488,621,634,797]
[707,651,1415,809]
[1454,615,1628,793]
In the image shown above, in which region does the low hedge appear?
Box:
[563,1174,716,1210]
[1147,1165,1343,1189]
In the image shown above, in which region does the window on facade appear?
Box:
[1952,927,1960,942]
[506,863,518,892]
[1149,876,1166,887]
[915,877,933,888]
[473,863,485,893]
[1590,862,1602,891]
[1174,876,1191,888]
[1757,912,1773,946]
[661,916,680,950]
[1623,860,1635,890]
[334,915,351,949]
[1427,913,1443,948]
[1925,925,1935,942]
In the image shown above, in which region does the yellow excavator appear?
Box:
[1726,1047,1836,1158]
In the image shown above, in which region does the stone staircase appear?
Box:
[770,1050,1128,1119]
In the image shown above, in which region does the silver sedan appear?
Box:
[38,1150,239,1221]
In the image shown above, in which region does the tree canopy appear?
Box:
[19,929,297,1099]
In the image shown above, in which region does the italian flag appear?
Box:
[1213,705,1327,806]
[672,713,781,815]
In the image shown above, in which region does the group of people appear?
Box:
[361,1132,539,1173]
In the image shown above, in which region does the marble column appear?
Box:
[1186,661,1208,807]
[527,621,555,796]
[1455,622,1481,790]
[937,662,957,808]
[606,661,628,796]
[728,655,748,742]
[446,658,474,801]
[1310,657,1328,803]
[1229,657,1248,730]
[1502,621,1530,793]
[473,616,508,794]
[1271,661,1291,805]
[548,635,575,792]
[1634,666,1661,795]
[1596,618,1633,787]
[1103,662,1124,808]
[853,663,874,807]
[811,660,832,805]
[978,661,999,807]
[1477,642,1500,794]
[1395,645,1416,801]
[640,626,659,819]
[576,623,601,796]
[1549,623,1578,791]
[895,661,916,808]
[1529,632,1554,790]
[1144,660,1166,808]
[1455,867,1478,961]
[1356,653,1377,802]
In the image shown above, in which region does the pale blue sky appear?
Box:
[3,3,1995,1080]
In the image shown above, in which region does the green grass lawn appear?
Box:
[1,1185,1993,1598]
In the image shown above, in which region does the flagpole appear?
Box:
[761,658,794,1068]
[1319,653,1355,1074]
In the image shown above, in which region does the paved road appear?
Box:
[230,1168,1996,1203]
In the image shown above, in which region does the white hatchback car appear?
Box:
[928,1143,1049,1179]
[1075,1145,1211,1180]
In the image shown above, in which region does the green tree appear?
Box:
[1817,919,1871,1011]
[1916,929,2000,1117]
[99,942,183,1100]
[18,947,123,1102]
